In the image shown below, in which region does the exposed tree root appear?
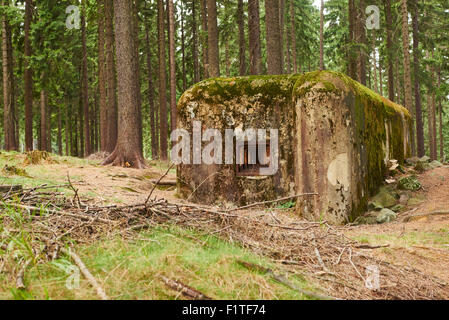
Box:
[102,148,147,169]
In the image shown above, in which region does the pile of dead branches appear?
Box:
[1,183,448,300]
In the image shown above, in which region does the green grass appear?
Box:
[0,225,314,300]
[351,228,449,249]
[0,151,97,192]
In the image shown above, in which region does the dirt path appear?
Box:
[342,166,449,283]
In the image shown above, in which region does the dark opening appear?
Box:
[236,141,271,176]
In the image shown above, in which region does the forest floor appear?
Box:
[0,151,448,300]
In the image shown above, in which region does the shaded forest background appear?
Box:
[0,0,448,166]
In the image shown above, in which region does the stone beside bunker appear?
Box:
[176,71,411,224]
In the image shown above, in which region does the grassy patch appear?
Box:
[350,228,449,249]
[0,225,313,300]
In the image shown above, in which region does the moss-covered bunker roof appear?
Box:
[178,71,411,120]
[293,70,411,119]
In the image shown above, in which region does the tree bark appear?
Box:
[279,0,285,73]
[265,0,282,75]
[412,0,425,157]
[355,0,366,85]
[105,0,118,153]
[237,0,246,76]
[347,0,356,79]
[401,0,416,155]
[192,0,200,83]
[168,0,177,131]
[157,0,168,160]
[24,0,33,151]
[181,1,187,92]
[319,0,324,70]
[248,0,262,75]
[371,31,378,93]
[145,20,158,160]
[58,104,62,155]
[383,0,395,101]
[437,72,443,160]
[40,77,47,152]
[98,2,108,152]
[201,0,208,78]
[207,0,220,77]
[290,0,297,73]
[81,8,91,156]
[103,0,146,169]
[2,0,17,151]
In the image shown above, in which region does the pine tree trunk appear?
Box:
[279,0,285,73]
[65,101,70,156]
[371,31,378,93]
[201,0,209,79]
[168,0,177,131]
[103,0,146,169]
[431,70,437,160]
[132,0,143,153]
[401,0,416,155]
[285,0,291,73]
[237,0,246,76]
[379,61,383,96]
[192,0,200,83]
[355,0,366,85]
[58,105,62,155]
[98,2,108,152]
[181,1,187,92]
[40,82,47,152]
[290,0,297,73]
[319,0,324,70]
[248,0,262,75]
[265,0,282,75]
[437,72,443,160]
[347,0,356,79]
[383,0,395,101]
[145,20,158,160]
[412,0,425,157]
[158,0,168,160]
[81,9,91,156]
[105,0,118,153]
[24,0,33,151]
[207,0,220,77]
[2,0,17,151]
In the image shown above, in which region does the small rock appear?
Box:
[429,160,443,169]
[376,208,397,224]
[397,175,422,191]
[419,155,430,163]
[399,193,410,205]
[390,204,405,212]
[407,197,424,206]
[406,156,420,165]
[371,187,398,208]
[368,201,383,211]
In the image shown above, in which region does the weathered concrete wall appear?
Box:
[293,71,411,224]
[176,75,301,205]
[176,71,411,224]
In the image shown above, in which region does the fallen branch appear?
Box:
[236,260,336,300]
[5,203,113,224]
[355,244,390,249]
[61,247,109,300]
[145,164,175,206]
[403,210,449,222]
[227,193,318,212]
[161,276,211,300]
[16,259,31,290]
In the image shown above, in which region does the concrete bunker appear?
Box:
[176,71,411,224]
